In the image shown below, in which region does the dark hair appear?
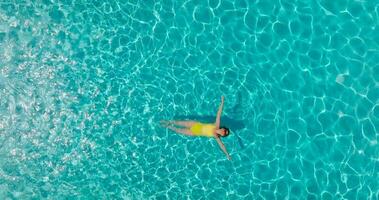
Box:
[219,126,230,137]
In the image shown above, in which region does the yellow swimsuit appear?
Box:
[190,123,216,137]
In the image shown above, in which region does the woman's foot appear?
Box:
[160,120,170,127]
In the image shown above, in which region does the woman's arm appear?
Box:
[215,96,224,129]
[215,136,231,160]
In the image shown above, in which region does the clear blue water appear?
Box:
[0,0,378,199]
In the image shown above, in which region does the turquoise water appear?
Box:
[0,0,378,199]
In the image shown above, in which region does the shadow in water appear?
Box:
[174,90,248,149]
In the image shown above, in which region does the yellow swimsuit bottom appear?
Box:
[190,123,215,137]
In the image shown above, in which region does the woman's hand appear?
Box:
[215,96,225,129]
[214,136,232,161]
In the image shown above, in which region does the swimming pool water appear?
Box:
[0,0,378,199]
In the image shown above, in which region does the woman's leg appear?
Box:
[166,125,194,136]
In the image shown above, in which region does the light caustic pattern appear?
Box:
[0,0,378,199]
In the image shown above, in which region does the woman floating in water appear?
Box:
[161,96,231,160]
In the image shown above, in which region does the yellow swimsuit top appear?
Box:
[190,123,216,137]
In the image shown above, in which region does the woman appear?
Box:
[161,96,231,160]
